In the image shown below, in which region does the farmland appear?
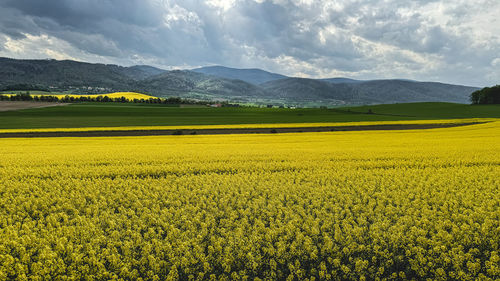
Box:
[1,1,497,280]
[1,121,499,280]
[0,91,154,100]
[0,101,69,112]
[0,102,499,130]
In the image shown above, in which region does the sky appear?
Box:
[0,0,498,87]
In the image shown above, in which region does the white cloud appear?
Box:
[0,33,130,65]
[206,0,236,11]
[162,2,201,28]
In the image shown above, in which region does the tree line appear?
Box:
[0,92,224,105]
[470,85,500,104]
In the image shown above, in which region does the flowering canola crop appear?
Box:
[2,91,154,100]
[0,122,499,280]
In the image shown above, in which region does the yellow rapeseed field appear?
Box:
[2,91,154,100]
[0,122,499,280]
[94,92,155,100]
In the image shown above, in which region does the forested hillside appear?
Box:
[0,58,479,105]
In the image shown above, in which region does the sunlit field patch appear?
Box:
[97,92,156,100]
[1,91,154,100]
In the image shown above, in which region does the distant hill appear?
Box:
[0,57,480,105]
[0,57,133,90]
[320,78,363,84]
[123,65,166,80]
[261,78,356,103]
[0,57,165,91]
[191,66,287,84]
[135,70,268,101]
[351,80,478,104]
[261,78,478,104]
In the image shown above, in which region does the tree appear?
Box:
[470,85,500,104]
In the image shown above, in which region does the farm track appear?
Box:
[0,122,486,138]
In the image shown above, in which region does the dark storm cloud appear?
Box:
[4,0,164,27]
[0,0,498,86]
[1,0,167,58]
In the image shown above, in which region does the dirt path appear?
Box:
[0,101,70,112]
[0,122,485,138]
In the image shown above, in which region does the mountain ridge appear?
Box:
[191,65,287,84]
[0,57,479,105]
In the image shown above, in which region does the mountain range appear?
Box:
[0,57,479,105]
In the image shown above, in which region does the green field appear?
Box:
[0,102,498,129]
[345,102,500,119]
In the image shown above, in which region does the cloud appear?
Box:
[0,0,498,86]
